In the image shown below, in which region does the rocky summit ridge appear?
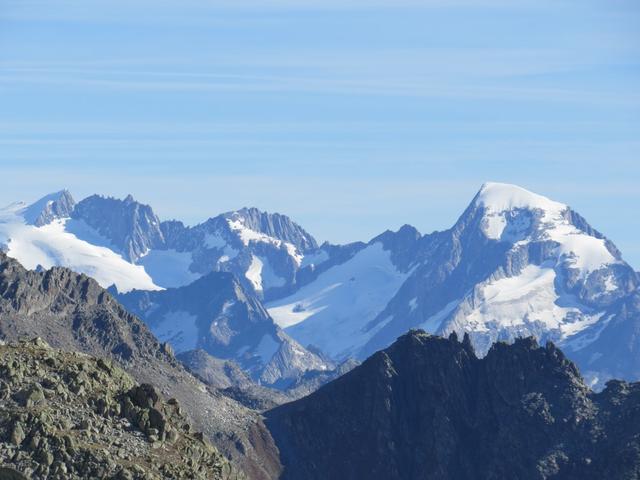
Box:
[266,330,640,480]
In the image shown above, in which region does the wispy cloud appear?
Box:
[2,69,638,107]
[1,0,548,24]
[5,42,636,78]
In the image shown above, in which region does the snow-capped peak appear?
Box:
[6,190,76,227]
[223,207,318,253]
[468,182,569,243]
[471,182,620,279]
[226,215,303,267]
[475,182,566,215]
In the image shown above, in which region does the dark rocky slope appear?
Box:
[266,330,640,480]
[0,338,235,479]
[0,252,281,480]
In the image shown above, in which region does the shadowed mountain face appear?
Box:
[265,331,640,480]
[0,252,281,480]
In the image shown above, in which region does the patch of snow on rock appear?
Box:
[227,217,302,264]
[150,311,199,353]
[245,255,264,291]
[136,249,201,289]
[255,334,279,364]
[245,254,285,292]
[460,264,602,339]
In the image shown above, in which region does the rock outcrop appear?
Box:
[23,190,76,227]
[266,330,640,480]
[0,338,236,479]
[72,194,164,262]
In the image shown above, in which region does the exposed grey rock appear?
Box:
[224,208,318,253]
[567,290,640,388]
[0,339,235,479]
[178,351,282,411]
[177,350,255,390]
[158,207,320,298]
[266,330,640,480]
[22,190,76,227]
[7,184,640,392]
[71,194,164,262]
[331,184,640,387]
[176,349,343,411]
[118,271,331,388]
[283,358,360,400]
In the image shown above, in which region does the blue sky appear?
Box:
[1,0,639,267]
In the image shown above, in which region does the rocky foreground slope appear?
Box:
[0,338,236,479]
[266,330,640,480]
[0,252,281,479]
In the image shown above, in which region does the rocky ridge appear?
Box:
[23,190,76,227]
[72,194,164,262]
[4,184,639,387]
[177,349,290,411]
[265,183,640,387]
[0,251,281,480]
[266,330,640,480]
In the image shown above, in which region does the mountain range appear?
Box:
[1,182,638,389]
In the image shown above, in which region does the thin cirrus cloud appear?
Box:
[1,0,549,22]
[1,44,631,78]
[2,69,637,107]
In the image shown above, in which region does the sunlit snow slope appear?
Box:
[267,242,410,359]
[0,200,160,293]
